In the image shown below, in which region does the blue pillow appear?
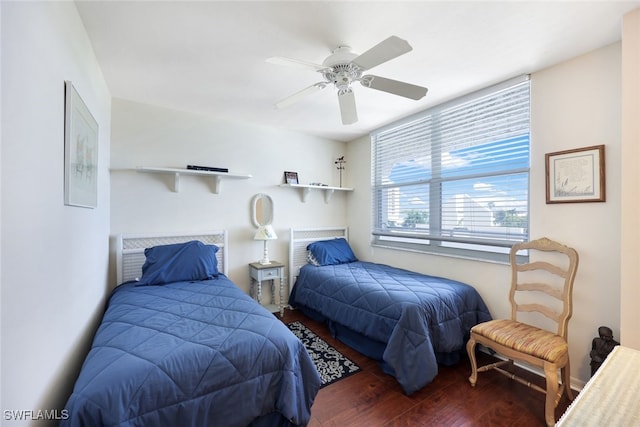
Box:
[138,240,219,286]
[307,238,358,266]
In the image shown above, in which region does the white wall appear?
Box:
[1,2,111,424]
[110,98,348,295]
[347,43,622,387]
[531,43,621,384]
[620,8,640,349]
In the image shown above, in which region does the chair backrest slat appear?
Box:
[517,260,569,278]
[516,303,561,322]
[516,282,564,300]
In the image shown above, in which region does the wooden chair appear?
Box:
[466,237,579,427]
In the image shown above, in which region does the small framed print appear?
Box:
[545,145,605,204]
[284,171,299,185]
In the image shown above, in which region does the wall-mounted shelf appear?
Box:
[279,183,353,203]
[137,167,252,194]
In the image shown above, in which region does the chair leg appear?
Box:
[466,336,478,386]
[543,362,559,427]
[562,359,574,400]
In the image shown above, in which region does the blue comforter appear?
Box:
[289,261,491,395]
[63,276,321,427]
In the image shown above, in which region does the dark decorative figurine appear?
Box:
[589,326,619,376]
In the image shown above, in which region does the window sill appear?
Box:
[371,240,519,265]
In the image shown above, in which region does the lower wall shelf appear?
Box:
[279,183,353,203]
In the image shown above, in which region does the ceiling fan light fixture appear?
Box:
[324,63,363,92]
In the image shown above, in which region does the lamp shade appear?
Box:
[254,224,277,241]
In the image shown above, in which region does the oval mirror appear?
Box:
[251,193,274,228]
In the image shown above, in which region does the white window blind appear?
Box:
[371,76,530,260]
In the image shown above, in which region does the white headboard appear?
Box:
[116,230,228,285]
[288,227,348,290]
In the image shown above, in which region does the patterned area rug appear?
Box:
[287,321,361,388]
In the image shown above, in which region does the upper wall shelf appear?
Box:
[279,183,354,203]
[136,167,252,194]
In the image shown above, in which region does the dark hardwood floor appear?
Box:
[280,309,573,427]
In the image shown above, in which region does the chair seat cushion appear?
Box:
[471,319,568,363]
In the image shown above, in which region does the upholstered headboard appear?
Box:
[288,227,348,291]
[115,230,228,285]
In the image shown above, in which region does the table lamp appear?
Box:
[254,224,277,265]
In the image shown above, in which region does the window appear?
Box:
[371,76,530,262]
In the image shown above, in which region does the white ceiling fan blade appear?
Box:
[274,83,327,109]
[351,36,413,71]
[266,56,327,72]
[361,75,428,100]
[338,90,358,125]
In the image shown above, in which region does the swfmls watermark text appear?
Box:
[3,409,69,421]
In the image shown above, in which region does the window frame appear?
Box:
[370,76,531,263]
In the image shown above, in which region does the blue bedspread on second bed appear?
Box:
[63,276,320,427]
[289,261,491,395]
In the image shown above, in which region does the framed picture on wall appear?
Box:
[545,144,605,204]
[284,171,299,185]
[64,80,99,208]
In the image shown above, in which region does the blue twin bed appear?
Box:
[288,227,492,395]
[62,231,320,427]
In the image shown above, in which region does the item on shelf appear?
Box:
[335,156,346,187]
[309,182,329,187]
[284,171,299,184]
[187,164,229,173]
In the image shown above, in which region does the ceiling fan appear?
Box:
[267,36,428,125]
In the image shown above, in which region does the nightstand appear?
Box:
[249,261,285,316]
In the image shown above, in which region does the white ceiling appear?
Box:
[76,1,640,142]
